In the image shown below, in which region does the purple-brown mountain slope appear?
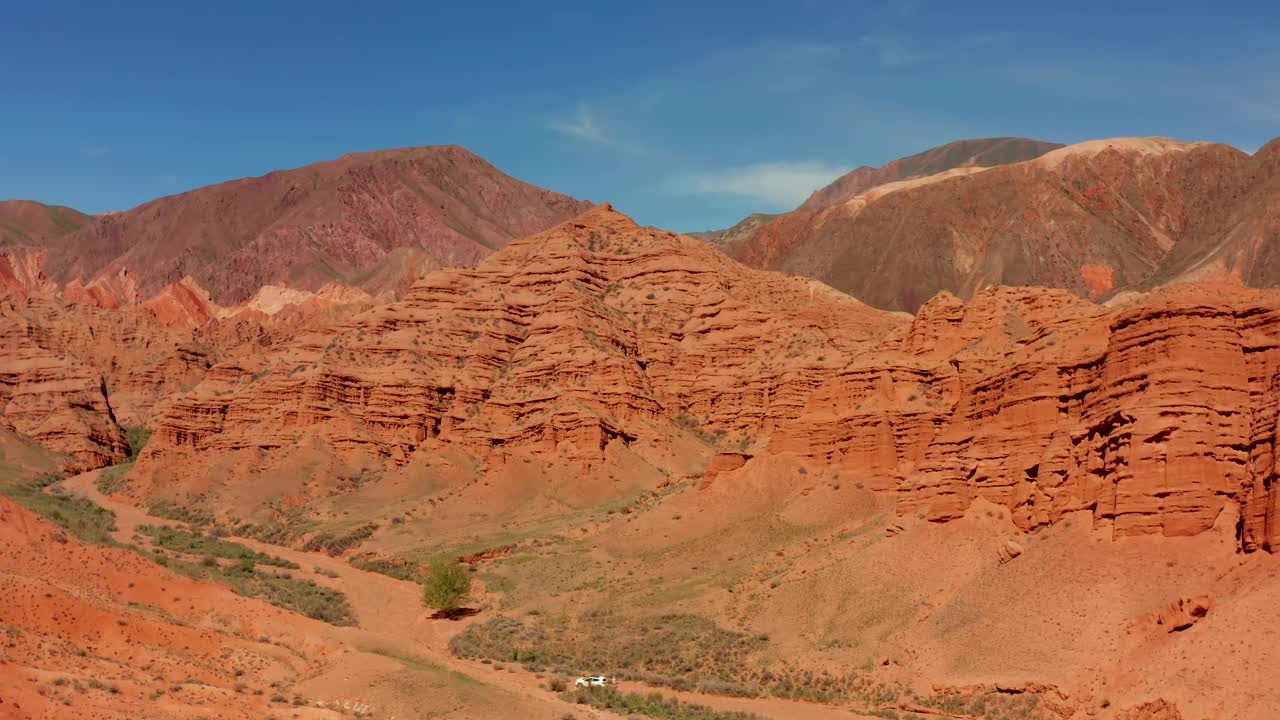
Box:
[796,136,1064,211]
[0,200,94,246]
[37,146,593,305]
[724,137,1280,312]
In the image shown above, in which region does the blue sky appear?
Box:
[2,1,1278,232]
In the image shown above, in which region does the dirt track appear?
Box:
[62,469,881,720]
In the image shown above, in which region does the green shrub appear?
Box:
[96,465,132,495]
[148,499,213,526]
[124,426,153,462]
[564,686,760,720]
[302,523,378,556]
[422,555,472,615]
[0,478,117,545]
[137,525,299,568]
[159,554,355,626]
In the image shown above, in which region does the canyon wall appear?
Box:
[121,207,1280,550]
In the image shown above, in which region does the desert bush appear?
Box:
[138,525,299,568]
[351,555,422,581]
[159,553,355,626]
[302,523,378,556]
[0,477,117,545]
[124,426,152,462]
[95,465,131,495]
[422,554,472,614]
[148,499,213,527]
[449,612,763,693]
[564,686,760,720]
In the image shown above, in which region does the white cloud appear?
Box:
[549,103,651,157]
[669,162,848,207]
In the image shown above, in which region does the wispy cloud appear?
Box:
[1000,56,1280,127]
[892,0,923,17]
[667,162,848,207]
[857,32,927,67]
[549,103,651,157]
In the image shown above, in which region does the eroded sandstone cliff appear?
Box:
[122,206,1280,552]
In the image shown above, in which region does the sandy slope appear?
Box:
[60,469,880,720]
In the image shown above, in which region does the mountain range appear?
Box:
[5,135,1280,720]
[708,136,1280,311]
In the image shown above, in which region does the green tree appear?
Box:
[422,554,471,616]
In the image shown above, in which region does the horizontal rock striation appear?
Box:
[140,205,903,477]
[27,204,1280,552]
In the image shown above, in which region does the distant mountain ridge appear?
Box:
[0,199,94,245]
[712,135,1280,312]
[695,137,1063,296]
[797,136,1064,211]
[13,145,592,305]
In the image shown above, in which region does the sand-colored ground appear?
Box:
[49,467,883,720]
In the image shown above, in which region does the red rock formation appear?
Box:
[39,146,593,304]
[701,452,752,485]
[63,267,144,309]
[0,247,56,298]
[117,207,1280,553]
[0,272,378,469]
[0,201,91,298]
[1153,595,1212,632]
[773,281,1280,549]
[132,205,902,496]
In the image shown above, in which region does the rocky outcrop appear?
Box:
[135,205,903,487]
[701,452,752,485]
[0,273,378,468]
[0,299,129,469]
[0,247,57,298]
[770,281,1280,548]
[123,206,1280,552]
[1153,595,1212,632]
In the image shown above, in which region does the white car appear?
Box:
[575,676,611,688]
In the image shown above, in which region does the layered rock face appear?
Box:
[138,205,904,478]
[719,137,1280,313]
[0,305,129,469]
[0,295,208,468]
[775,282,1280,549]
[38,146,593,304]
[0,276,374,470]
[0,200,93,298]
[130,205,1280,552]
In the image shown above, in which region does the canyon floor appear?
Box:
[3,451,890,720]
[6,428,1276,719]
